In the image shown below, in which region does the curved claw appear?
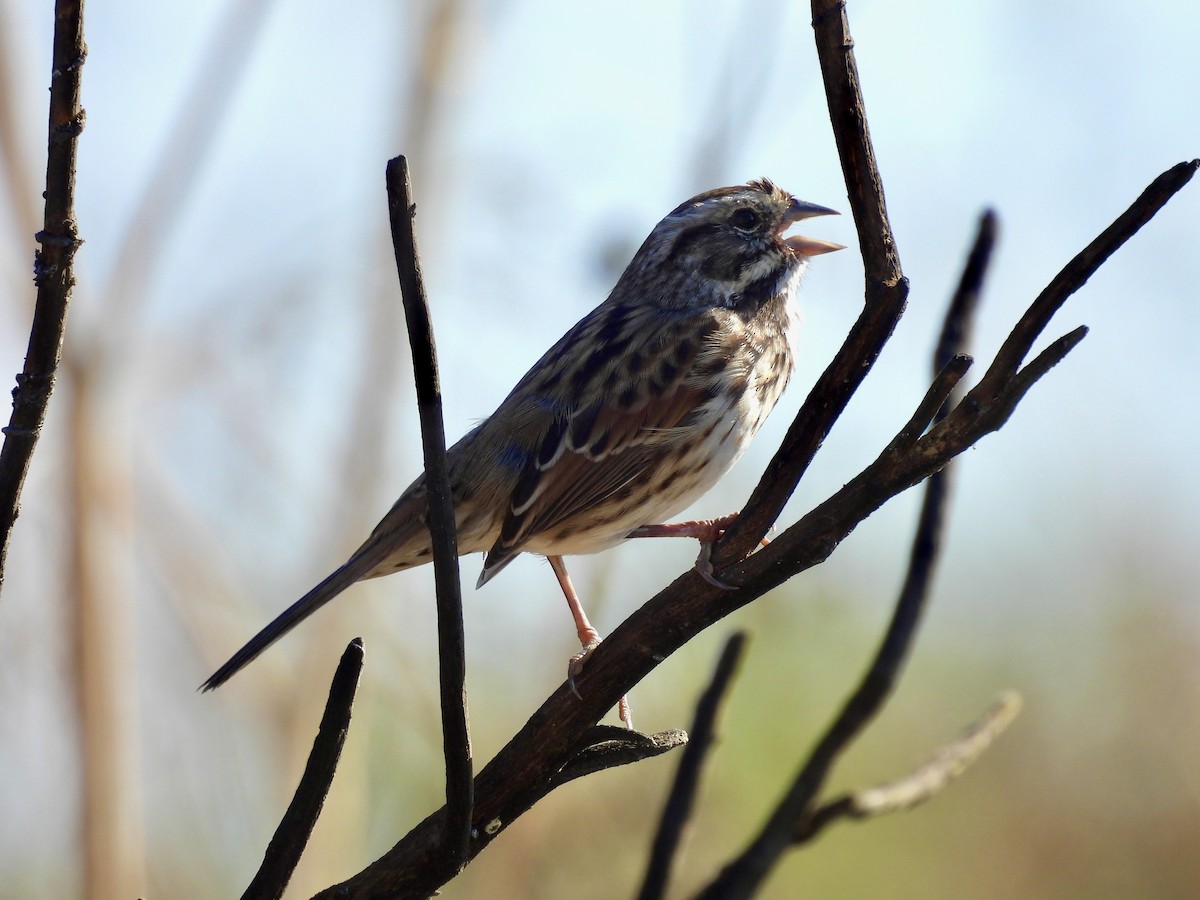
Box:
[566,639,634,728]
[695,540,738,591]
[567,639,600,699]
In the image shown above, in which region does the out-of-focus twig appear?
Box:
[0,0,86,596]
[385,155,473,872]
[638,632,748,900]
[241,639,365,900]
[94,0,278,343]
[796,691,1024,844]
[0,0,42,257]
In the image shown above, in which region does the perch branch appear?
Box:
[0,0,86,596]
[241,640,364,900]
[714,0,908,567]
[696,210,993,900]
[385,156,473,871]
[638,632,749,900]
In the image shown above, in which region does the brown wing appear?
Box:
[478,377,711,582]
[476,301,724,583]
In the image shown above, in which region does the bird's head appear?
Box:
[622,178,844,311]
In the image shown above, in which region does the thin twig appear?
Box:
[638,632,748,900]
[241,640,365,900]
[384,156,473,870]
[544,727,688,796]
[796,692,1023,844]
[979,162,1197,392]
[0,0,86,597]
[697,212,995,900]
[713,0,909,568]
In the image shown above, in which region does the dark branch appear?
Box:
[696,210,994,900]
[313,54,1197,900]
[935,209,995,375]
[546,727,688,795]
[978,160,1198,393]
[638,633,748,900]
[241,640,364,900]
[0,0,86,597]
[796,692,1023,845]
[385,156,473,871]
[713,0,910,567]
[890,353,972,451]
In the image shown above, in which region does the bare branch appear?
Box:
[797,692,1023,844]
[695,210,994,900]
[241,640,364,900]
[714,0,909,567]
[545,727,688,795]
[312,94,1196,900]
[978,160,1198,391]
[385,156,473,871]
[0,0,86,596]
[638,633,748,900]
[302,4,1196,893]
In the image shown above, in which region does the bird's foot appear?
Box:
[567,635,601,699]
[629,512,770,590]
[566,634,634,729]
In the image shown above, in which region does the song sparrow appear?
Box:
[202,178,842,726]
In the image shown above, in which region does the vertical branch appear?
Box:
[384,156,473,869]
[0,0,86,594]
[713,0,909,567]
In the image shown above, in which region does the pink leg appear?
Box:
[548,555,633,729]
[628,512,769,590]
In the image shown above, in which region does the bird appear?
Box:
[201,178,843,727]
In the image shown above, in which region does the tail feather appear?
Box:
[200,551,380,692]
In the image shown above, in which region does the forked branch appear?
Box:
[309,35,1196,900]
[257,1,1197,893]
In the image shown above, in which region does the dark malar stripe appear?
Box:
[731,267,787,313]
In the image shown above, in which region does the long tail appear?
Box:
[200,547,385,692]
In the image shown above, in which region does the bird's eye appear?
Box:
[730,207,760,232]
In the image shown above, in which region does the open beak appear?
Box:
[782,199,845,257]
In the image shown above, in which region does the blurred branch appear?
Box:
[385,156,473,873]
[95,0,277,344]
[242,639,364,900]
[0,0,42,253]
[638,632,748,900]
[333,0,467,547]
[0,0,85,597]
[796,691,1023,845]
[697,212,993,899]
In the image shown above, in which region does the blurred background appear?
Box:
[1,0,1198,897]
